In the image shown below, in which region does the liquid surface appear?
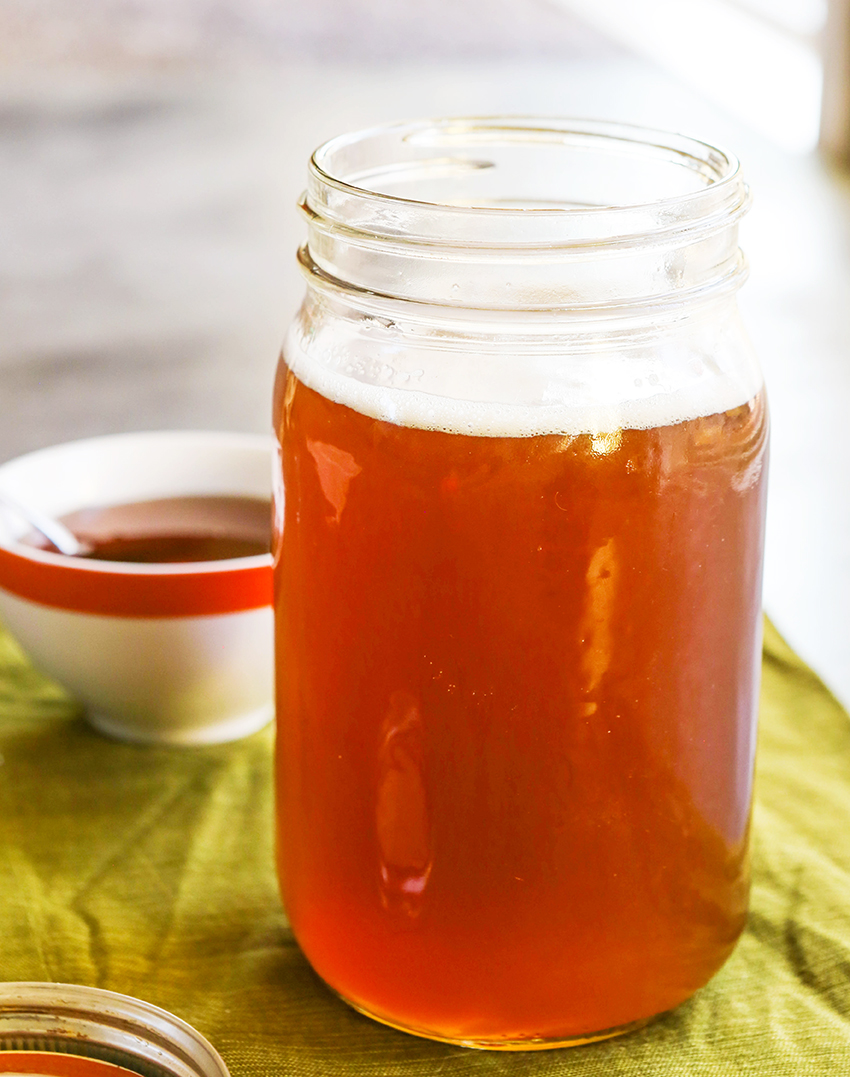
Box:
[25,496,271,563]
[284,318,763,438]
[274,366,768,1044]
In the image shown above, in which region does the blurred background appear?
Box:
[1,0,849,704]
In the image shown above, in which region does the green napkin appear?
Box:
[1,619,848,1075]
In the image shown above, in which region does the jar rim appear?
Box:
[302,116,749,310]
[0,983,229,1077]
[307,116,747,249]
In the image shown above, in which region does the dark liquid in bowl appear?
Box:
[27,496,271,563]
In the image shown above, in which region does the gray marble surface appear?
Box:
[0,0,620,65]
[1,6,849,706]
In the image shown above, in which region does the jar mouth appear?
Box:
[302,117,749,310]
[307,117,747,249]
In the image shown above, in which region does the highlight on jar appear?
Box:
[273,117,768,1049]
[0,430,275,745]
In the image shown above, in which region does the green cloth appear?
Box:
[1,619,848,1075]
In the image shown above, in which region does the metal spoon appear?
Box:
[0,489,88,556]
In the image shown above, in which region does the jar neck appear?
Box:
[301,118,749,313]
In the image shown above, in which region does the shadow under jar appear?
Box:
[272,118,768,1049]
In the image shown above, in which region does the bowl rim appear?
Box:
[0,429,274,578]
[0,430,274,616]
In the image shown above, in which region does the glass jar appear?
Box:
[272,118,768,1049]
[0,982,229,1077]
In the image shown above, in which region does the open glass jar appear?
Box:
[273,118,768,1049]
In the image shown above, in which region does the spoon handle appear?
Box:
[0,490,86,556]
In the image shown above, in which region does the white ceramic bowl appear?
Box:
[0,431,274,745]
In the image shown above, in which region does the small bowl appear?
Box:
[0,431,274,745]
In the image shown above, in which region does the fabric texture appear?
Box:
[0,618,848,1074]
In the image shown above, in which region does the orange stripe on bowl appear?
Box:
[0,547,272,617]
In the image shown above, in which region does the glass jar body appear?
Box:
[273,120,768,1048]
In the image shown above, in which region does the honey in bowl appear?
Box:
[24,495,271,563]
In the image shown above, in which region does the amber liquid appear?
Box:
[274,368,768,1045]
[27,496,271,562]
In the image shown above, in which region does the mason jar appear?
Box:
[272,118,768,1049]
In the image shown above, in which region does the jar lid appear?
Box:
[0,984,229,1077]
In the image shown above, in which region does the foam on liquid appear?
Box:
[285,329,762,439]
